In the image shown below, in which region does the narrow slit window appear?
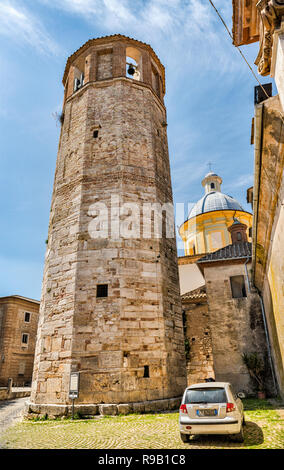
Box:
[24,312,30,322]
[143,365,149,378]
[97,284,108,298]
[22,334,29,345]
[93,130,99,138]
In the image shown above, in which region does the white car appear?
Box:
[179,382,245,443]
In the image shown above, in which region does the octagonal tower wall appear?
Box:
[30,35,186,414]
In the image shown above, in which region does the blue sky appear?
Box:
[0,0,275,300]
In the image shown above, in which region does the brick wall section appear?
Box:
[31,37,186,408]
[97,50,113,80]
[182,300,215,385]
[0,297,39,387]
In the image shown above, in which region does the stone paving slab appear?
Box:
[0,397,27,448]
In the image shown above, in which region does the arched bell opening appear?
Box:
[73,65,84,92]
[126,47,142,81]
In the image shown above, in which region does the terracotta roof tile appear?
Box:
[181,285,207,301]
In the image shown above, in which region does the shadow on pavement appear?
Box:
[0,400,19,410]
[185,421,264,447]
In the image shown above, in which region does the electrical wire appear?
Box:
[208,0,270,99]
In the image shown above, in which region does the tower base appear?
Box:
[25,396,182,418]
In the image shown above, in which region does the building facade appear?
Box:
[29,35,187,416]
[197,235,274,395]
[180,217,275,395]
[232,0,284,398]
[0,296,40,387]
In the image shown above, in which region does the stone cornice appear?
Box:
[64,76,166,112]
[255,0,284,75]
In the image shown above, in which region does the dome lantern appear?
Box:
[202,171,223,194]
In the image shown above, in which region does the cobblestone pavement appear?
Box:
[1,400,283,449]
[0,397,27,448]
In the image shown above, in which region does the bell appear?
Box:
[127,64,135,75]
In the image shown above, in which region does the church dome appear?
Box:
[188,191,244,219]
[188,170,244,219]
[179,169,253,257]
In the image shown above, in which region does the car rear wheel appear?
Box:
[180,433,191,443]
[232,426,244,443]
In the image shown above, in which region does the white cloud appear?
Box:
[0,1,60,55]
[36,0,239,73]
[226,173,254,189]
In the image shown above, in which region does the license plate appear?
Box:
[196,409,217,417]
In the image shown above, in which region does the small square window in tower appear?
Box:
[230,275,247,298]
[97,284,108,298]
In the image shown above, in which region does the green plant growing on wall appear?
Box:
[242,352,265,392]
[184,338,190,361]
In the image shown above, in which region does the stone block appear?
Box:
[168,397,181,410]
[99,404,118,415]
[117,403,133,415]
[132,401,146,413]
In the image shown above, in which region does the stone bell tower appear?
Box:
[29,35,186,416]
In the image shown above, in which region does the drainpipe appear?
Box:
[244,256,251,294]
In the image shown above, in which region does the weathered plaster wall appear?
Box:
[254,94,284,397]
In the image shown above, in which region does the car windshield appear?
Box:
[184,387,227,404]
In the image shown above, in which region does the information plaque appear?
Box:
[69,372,79,399]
